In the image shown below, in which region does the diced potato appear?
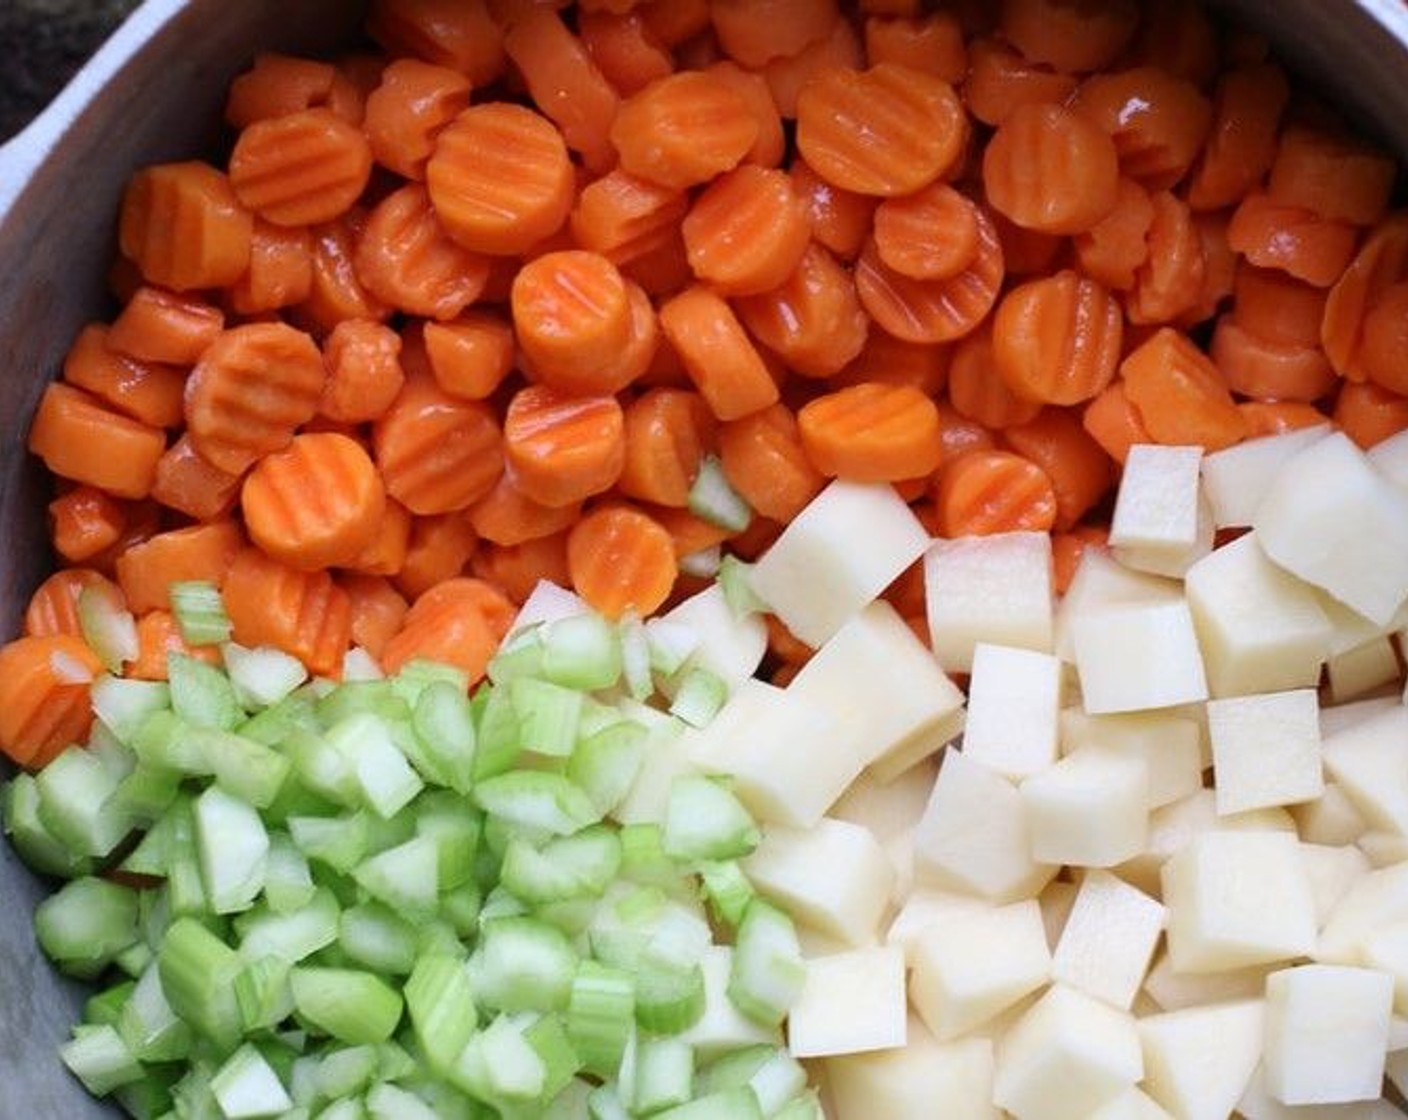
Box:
[1201,423,1332,529]
[1318,863,1408,965]
[829,760,938,846]
[1141,950,1271,1012]
[1369,426,1408,492]
[1038,879,1080,951]
[826,1020,998,1120]
[1137,999,1265,1119]
[657,583,767,687]
[1051,870,1165,1011]
[1109,444,1212,577]
[1090,1088,1175,1120]
[1364,922,1408,1015]
[1070,597,1208,715]
[962,643,1063,780]
[1206,688,1324,816]
[1290,782,1369,847]
[885,888,989,958]
[1300,842,1372,929]
[1326,635,1401,703]
[787,945,907,1059]
[1363,831,1408,868]
[1321,705,1408,836]
[1022,746,1148,868]
[1059,707,1204,810]
[1054,550,1180,665]
[678,945,777,1056]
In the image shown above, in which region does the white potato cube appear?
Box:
[787,945,906,1058]
[657,583,767,687]
[678,946,780,1057]
[1316,585,1391,656]
[1321,694,1401,738]
[1138,998,1265,1120]
[1141,950,1271,1011]
[830,760,938,844]
[1318,863,1408,965]
[1364,923,1408,1015]
[1264,964,1394,1104]
[1039,879,1080,950]
[992,983,1143,1120]
[1054,550,1181,665]
[1059,708,1203,810]
[786,599,965,781]
[1090,1089,1175,1120]
[907,900,1051,1040]
[1022,746,1148,868]
[1362,831,1408,868]
[1114,788,1220,897]
[1301,842,1372,929]
[1254,430,1408,626]
[924,531,1054,673]
[1202,423,1333,528]
[510,579,588,633]
[1184,531,1331,697]
[1321,705,1408,836]
[1051,871,1164,1011]
[1291,782,1369,847]
[743,818,895,947]
[748,480,930,647]
[1161,829,1317,972]
[1327,635,1401,703]
[1369,426,1408,492]
[1071,598,1208,715]
[1109,444,1212,577]
[962,644,1063,779]
[1207,689,1324,815]
[826,1020,998,1120]
[913,750,1058,904]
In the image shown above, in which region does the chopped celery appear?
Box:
[210,1042,294,1119]
[234,887,341,964]
[540,613,622,691]
[411,680,476,794]
[717,555,766,618]
[3,772,94,878]
[35,745,133,858]
[168,652,245,731]
[680,546,722,580]
[617,613,653,701]
[339,901,419,975]
[326,712,424,820]
[472,685,522,779]
[60,1023,144,1096]
[662,776,760,862]
[510,676,584,758]
[157,917,244,1051]
[90,674,171,744]
[698,861,756,930]
[289,966,404,1045]
[34,876,140,979]
[77,584,139,674]
[655,1087,764,1120]
[473,772,598,836]
[263,832,317,914]
[687,456,752,534]
[288,812,370,875]
[221,641,307,711]
[195,784,269,914]
[83,979,135,1028]
[727,900,805,1028]
[366,1081,441,1120]
[316,1044,379,1100]
[119,962,194,1062]
[567,721,648,817]
[667,667,728,729]
[404,954,478,1074]
[566,961,634,1077]
[500,826,622,905]
[470,917,578,1014]
[452,1014,546,1104]
[234,955,295,1033]
[353,835,440,917]
[170,580,233,647]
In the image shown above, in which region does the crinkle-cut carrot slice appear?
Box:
[502,384,626,509]
[705,61,786,168]
[1082,381,1151,464]
[0,634,104,769]
[1355,281,1408,397]
[638,0,710,46]
[119,161,253,292]
[798,382,942,482]
[373,371,504,515]
[934,449,1059,537]
[362,58,472,181]
[788,157,878,262]
[24,570,120,639]
[1073,65,1213,192]
[62,323,186,429]
[341,574,409,660]
[229,108,372,228]
[1228,193,1360,289]
[115,520,244,615]
[241,432,387,571]
[320,318,406,424]
[999,0,1139,74]
[151,435,243,523]
[1178,210,1237,329]
[982,100,1120,235]
[854,204,1004,344]
[354,183,490,320]
[837,329,951,396]
[422,312,514,401]
[381,577,515,680]
[1074,177,1154,291]
[580,9,674,96]
[569,168,689,267]
[873,182,981,281]
[990,212,1064,278]
[1210,317,1338,404]
[343,497,411,578]
[324,54,382,127]
[992,269,1123,407]
[795,63,966,197]
[617,388,718,508]
[229,219,314,315]
[223,546,352,679]
[1119,326,1247,450]
[658,285,779,421]
[681,165,811,295]
[126,609,223,682]
[1003,408,1117,531]
[717,403,825,523]
[505,6,621,172]
[1238,400,1331,438]
[610,69,760,190]
[1232,264,1327,349]
[962,36,1078,129]
[184,322,326,475]
[107,286,224,367]
[1322,213,1408,382]
[472,532,572,606]
[1268,124,1396,228]
[395,512,480,599]
[299,215,393,333]
[567,504,678,619]
[709,0,839,68]
[365,0,505,86]
[427,102,576,256]
[27,383,166,501]
[734,241,870,380]
[1186,62,1289,212]
[224,52,338,128]
[49,487,127,565]
[762,15,864,120]
[864,12,966,82]
[469,473,581,547]
[947,325,1043,430]
[1334,380,1408,449]
[649,505,734,562]
[619,230,694,297]
[511,250,635,393]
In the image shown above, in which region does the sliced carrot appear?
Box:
[1074,66,1213,190]
[49,487,127,565]
[1082,380,1152,464]
[962,36,1078,128]
[1232,264,1328,348]
[502,383,626,508]
[638,0,710,46]
[223,546,352,679]
[319,318,406,424]
[106,286,224,367]
[326,53,383,127]
[610,69,759,190]
[837,330,949,396]
[734,241,870,379]
[1052,524,1111,595]
[119,161,253,291]
[1322,213,1408,382]
[511,250,636,393]
[876,184,982,284]
[569,167,689,268]
[1238,400,1331,438]
[427,102,575,256]
[395,513,481,599]
[27,383,166,500]
[114,521,244,615]
[184,321,326,475]
[999,0,1138,74]
[580,8,674,96]
[566,504,678,618]
[709,0,837,68]
[1334,381,1408,450]
[681,165,810,295]
[354,182,491,320]
[1226,193,1359,288]
[716,403,825,523]
[1003,408,1117,530]
[617,388,717,507]
[797,382,942,482]
[344,498,412,577]
[788,157,878,261]
[362,58,472,181]
[228,108,372,228]
[1119,326,1247,450]
[126,610,222,682]
[1181,209,1239,327]
[62,323,186,429]
[864,12,966,82]
[1186,62,1290,211]
[761,15,865,119]
[381,577,515,680]
[947,325,1043,430]
[298,212,393,333]
[1209,316,1336,403]
[150,436,243,523]
[795,63,966,197]
[658,285,778,420]
[422,312,515,401]
[992,269,1123,405]
[225,52,338,128]
[24,570,120,639]
[934,449,1058,537]
[1126,189,1206,325]
[1356,281,1408,397]
[705,61,786,169]
[0,634,104,768]
[982,100,1120,235]
[990,211,1065,278]
[228,219,314,315]
[1268,124,1396,227]
[472,531,573,605]
[934,400,999,469]
[469,473,582,547]
[1073,177,1154,290]
[365,0,505,86]
[373,370,504,514]
[341,574,410,660]
[1126,0,1218,86]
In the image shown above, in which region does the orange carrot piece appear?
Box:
[373,370,504,514]
[1126,190,1206,325]
[1322,214,1408,383]
[472,532,573,605]
[319,318,406,424]
[1238,400,1331,438]
[341,574,410,660]
[999,0,1138,74]
[934,400,999,469]
[422,313,515,401]
[795,63,966,197]
[325,53,383,128]
[225,52,339,128]
[638,0,710,46]
[567,504,678,618]
[107,286,224,366]
[23,570,119,639]
[115,521,244,615]
[837,329,951,396]
[1268,125,1396,227]
[228,219,314,315]
[1082,381,1152,464]
[717,403,825,523]
[62,323,186,429]
[344,498,412,577]
[150,436,243,523]
[1126,0,1218,85]
[734,241,870,379]
[947,325,1043,430]
[49,486,127,565]
[1186,62,1289,211]
[962,36,1077,128]
[761,15,865,119]
[362,58,472,180]
[569,167,690,267]
[864,12,966,82]
[618,388,718,507]
[1334,381,1408,450]
[0,634,104,768]
[982,100,1120,235]
[469,474,581,547]
[300,215,393,332]
[1226,193,1359,289]
[126,610,222,682]
[427,102,576,256]
[395,513,480,599]
[992,269,1123,405]
[223,546,352,678]
[1052,524,1111,594]
[502,383,626,508]
[228,108,372,228]
[788,158,878,261]
[1354,280,1408,396]
[1003,408,1117,530]
[381,577,515,680]
[1074,66,1213,190]
[1211,316,1337,403]
[1073,177,1154,290]
[650,505,734,560]
[580,9,674,96]
[1180,210,1238,327]
[704,61,786,169]
[27,383,166,500]
[934,449,1059,537]
[798,382,942,482]
[1120,326,1247,450]
[511,250,636,393]
[1231,264,1327,349]
[681,165,810,295]
[873,182,980,281]
[709,0,838,68]
[119,161,253,291]
[610,69,759,190]
[365,0,506,86]
[184,322,326,475]
[658,285,779,421]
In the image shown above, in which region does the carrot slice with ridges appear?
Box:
[49,487,127,565]
[223,546,351,679]
[962,36,1078,129]
[681,165,811,295]
[472,532,572,605]
[228,219,313,315]
[1268,124,1396,227]
[225,52,338,128]
[229,108,372,228]
[365,0,505,86]
[864,12,967,82]
[1003,408,1117,530]
[502,384,626,508]
[381,577,515,679]
[580,9,674,97]
[1073,177,1154,291]
[999,0,1138,74]
[873,182,981,281]
[705,61,786,168]
[24,570,121,639]
[127,610,222,682]
[717,404,825,523]
[469,474,582,547]
[1226,193,1358,289]
[62,323,187,429]
[422,313,515,401]
[567,505,679,618]
[1210,317,1337,403]
[511,250,636,394]
[1073,65,1212,190]
[341,574,410,660]
[299,215,393,333]
[788,158,877,261]
[0,635,104,768]
[618,388,718,507]
[362,58,472,181]
[115,521,244,615]
[935,449,1059,537]
[947,324,1044,430]
[320,319,406,424]
[1120,326,1247,450]
[1186,62,1289,211]
[119,161,253,291]
[798,382,943,482]
[658,285,779,421]
[395,513,480,599]
[1334,381,1408,449]
[27,383,166,501]
[992,269,1124,405]
[610,70,759,190]
[151,436,243,523]
[107,286,225,367]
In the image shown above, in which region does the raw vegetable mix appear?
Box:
[7,0,1408,1116]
